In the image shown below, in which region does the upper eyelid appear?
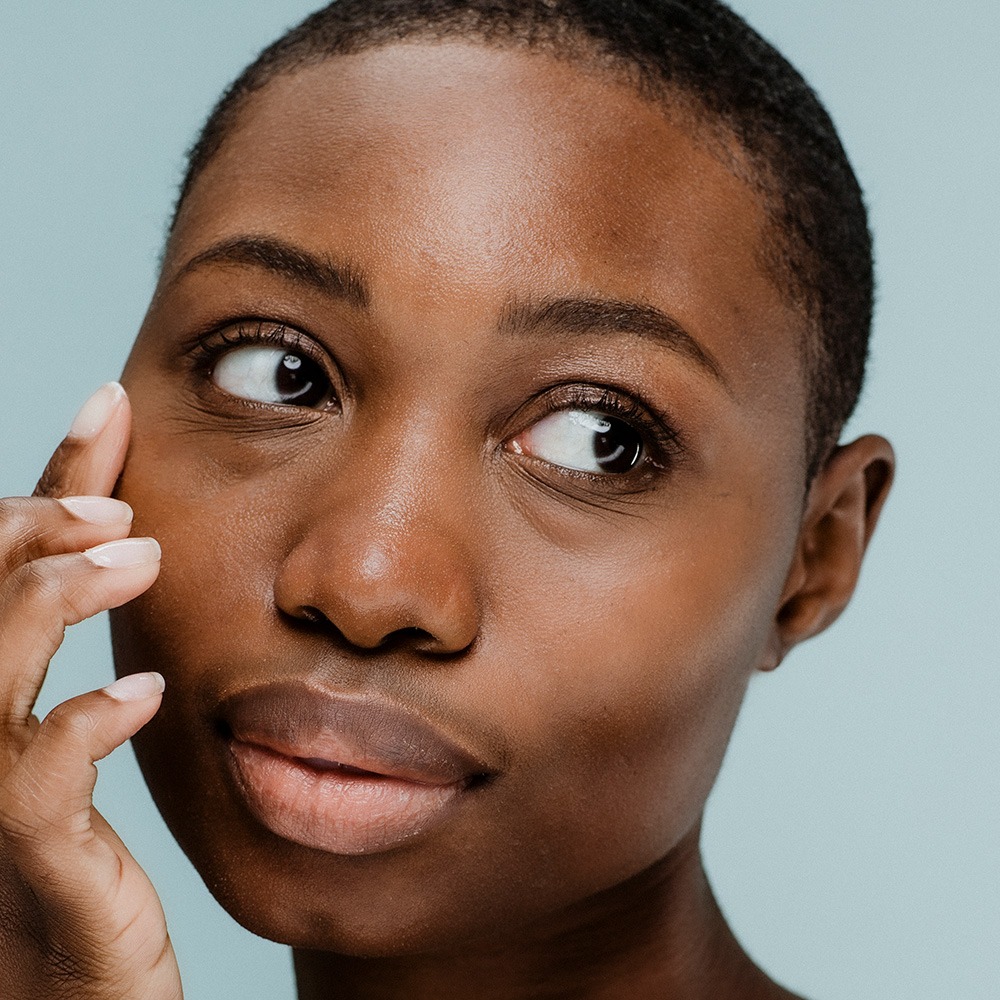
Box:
[189,320,342,409]
[189,320,338,379]
[505,387,683,486]
[520,385,682,457]
[192,320,314,355]
[189,324,676,435]
[188,325,681,471]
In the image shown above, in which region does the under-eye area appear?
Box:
[178,307,684,501]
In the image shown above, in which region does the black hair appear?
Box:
[173,0,873,478]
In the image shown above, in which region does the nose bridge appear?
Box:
[274,406,481,653]
[350,400,467,548]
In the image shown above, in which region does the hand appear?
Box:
[0,383,183,999]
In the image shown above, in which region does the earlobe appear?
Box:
[765,434,895,668]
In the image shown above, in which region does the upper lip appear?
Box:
[218,681,490,786]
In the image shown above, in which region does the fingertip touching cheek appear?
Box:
[112,42,811,953]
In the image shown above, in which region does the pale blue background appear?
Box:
[1,3,997,998]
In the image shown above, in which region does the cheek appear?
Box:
[475,498,794,890]
[110,390,799,933]
[109,428,317,873]
[111,419,297,683]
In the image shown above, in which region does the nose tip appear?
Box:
[274,532,480,657]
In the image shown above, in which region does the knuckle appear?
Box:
[14,558,66,607]
[57,581,95,630]
[10,557,96,629]
[33,467,57,500]
[2,714,37,754]
[42,700,98,747]
[0,499,38,575]
[32,442,75,500]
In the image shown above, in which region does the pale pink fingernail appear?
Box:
[103,672,165,702]
[57,496,134,525]
[83,537,160,568]
[68,382,125,441]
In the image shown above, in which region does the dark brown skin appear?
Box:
[0,40,893,1000]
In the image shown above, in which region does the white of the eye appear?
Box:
[520,410,614,473]
[213,345,294,403]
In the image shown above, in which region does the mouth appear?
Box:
[217,682,491,855]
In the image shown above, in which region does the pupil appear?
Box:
[276,353,325,406]
[593,416,642,473]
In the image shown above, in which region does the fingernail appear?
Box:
[103,672,165,702]
[83,537,160,568]
[58,496,134,525]
[68,382,125,441]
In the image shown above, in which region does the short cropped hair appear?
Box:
[173,0,873,479]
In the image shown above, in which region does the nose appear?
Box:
[272,439,481,656]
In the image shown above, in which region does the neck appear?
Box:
[293,829,801,1000]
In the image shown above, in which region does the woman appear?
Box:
[0,2,897,997]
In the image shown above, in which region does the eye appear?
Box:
[212,345,333,408]
[512,409,644,474]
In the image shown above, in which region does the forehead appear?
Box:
[167,41,805,423]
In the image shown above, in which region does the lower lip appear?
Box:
[227,741,463,855]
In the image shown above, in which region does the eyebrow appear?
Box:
[498,297,727,388]
[172,235,725,388]
[172,235,370,310]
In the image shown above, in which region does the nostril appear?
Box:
[284,607,442,655]
[384,626,433,647]
[299,605,331,627]
[383,625,467,657]
[281,604,346,640]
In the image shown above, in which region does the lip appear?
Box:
[218,681,490,855]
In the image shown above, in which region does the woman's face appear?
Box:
[112,42,809,953]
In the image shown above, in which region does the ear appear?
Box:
[762,434,895,670]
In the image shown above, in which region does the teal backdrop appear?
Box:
[1,3,997,997]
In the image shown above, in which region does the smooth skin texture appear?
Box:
[0,40,892,1000]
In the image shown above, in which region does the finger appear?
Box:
[0,674,183,999]
[0,672,163,898]
[34,382,131,500]
[0,495,134,580]
[0,540,161,734]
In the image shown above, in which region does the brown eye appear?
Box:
[212,345,332,408]
[512,409,644,474]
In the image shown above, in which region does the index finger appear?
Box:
[33,383,131,500]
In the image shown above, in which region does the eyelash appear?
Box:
[186,321,683,479]
[517,383,683,476]
[188,319,340,403]
[189,319,315,369]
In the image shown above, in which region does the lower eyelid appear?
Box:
[506,452,666,510]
